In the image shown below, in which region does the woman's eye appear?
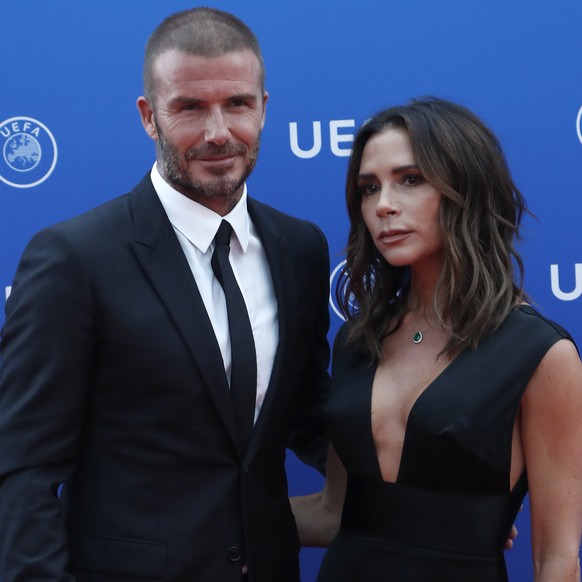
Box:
[359,184,379,196]
[403,174,424,186]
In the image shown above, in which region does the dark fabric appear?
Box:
[321,305,574,581]
[318,529,509,582]
[0,174,331,582]
[341,479,523,556]
[211,219,257,449]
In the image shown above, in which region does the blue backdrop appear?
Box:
[1,1,581,580]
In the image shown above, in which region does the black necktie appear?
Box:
[211,220,257,448]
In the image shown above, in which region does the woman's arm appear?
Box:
[521,339,582,582]
[291,444,347,547]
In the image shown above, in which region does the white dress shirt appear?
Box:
[151,164,278,423]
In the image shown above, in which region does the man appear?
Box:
[0,8,330,582]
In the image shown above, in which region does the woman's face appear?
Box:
[358,127,444,273]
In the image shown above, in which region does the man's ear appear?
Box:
[136,96,158,141]
[260,91,269,130]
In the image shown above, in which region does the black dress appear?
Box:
[318,305,574,582]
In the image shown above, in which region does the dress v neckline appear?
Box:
[369,348,469,484]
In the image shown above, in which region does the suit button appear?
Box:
[227,546,242,562]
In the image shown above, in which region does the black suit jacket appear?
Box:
[0,175,330,582]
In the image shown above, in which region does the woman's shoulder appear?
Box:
[462,304,578,381]
[332,321,353,355]
[515,304,575,346]
[331,319,375,367]
[485,304,579,370]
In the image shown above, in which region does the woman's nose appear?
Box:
[375,186,399,216]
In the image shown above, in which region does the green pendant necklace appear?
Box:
[408,300,436,344]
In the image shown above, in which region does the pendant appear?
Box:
[413,331,423,344]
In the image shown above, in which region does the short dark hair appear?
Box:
[339,96,529,359]
[143,7,265,102]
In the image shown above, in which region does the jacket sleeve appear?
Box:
[286,222,331,475]
[0,227,94,581]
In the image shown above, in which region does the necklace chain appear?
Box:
[407,298,437,344]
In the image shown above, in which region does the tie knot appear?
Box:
[214,220,233,247]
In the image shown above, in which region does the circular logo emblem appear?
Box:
[329,259,348,321]
[0,117,57,188]
[329,259,371,321]
[577,105,582,145]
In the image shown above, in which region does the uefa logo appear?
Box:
[329,259,360,321]
[0,117,58,189]
[329,260,347,321]
[330,259,377,320]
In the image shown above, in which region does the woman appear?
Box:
[291,97,582,581]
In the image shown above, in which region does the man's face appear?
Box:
[138,49,268,215]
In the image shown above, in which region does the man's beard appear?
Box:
[154,118,260,204]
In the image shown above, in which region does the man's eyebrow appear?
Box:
[227,93,259,102]
[167,93,259,107]
[167,96,202,107]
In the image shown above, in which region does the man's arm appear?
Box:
[286,222,331,474]
[0,227,93,581]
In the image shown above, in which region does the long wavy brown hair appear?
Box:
[338,97,529,360]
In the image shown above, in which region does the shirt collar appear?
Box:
[150,163,251,253]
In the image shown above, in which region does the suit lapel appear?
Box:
[127,176,241,453]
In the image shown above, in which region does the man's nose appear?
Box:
[204,108,231,145]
